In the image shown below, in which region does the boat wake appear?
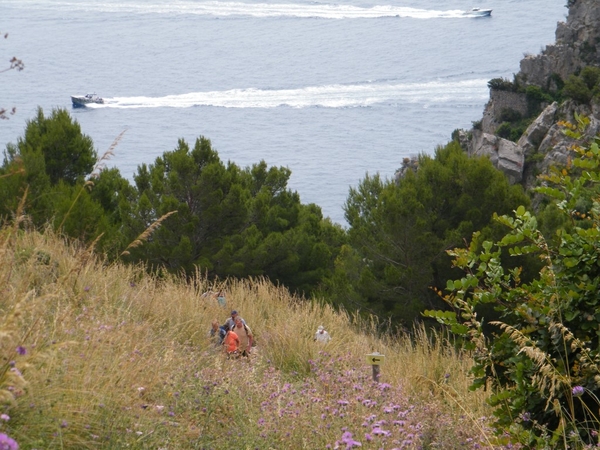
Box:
[12,0,479,20]
[98,79,489,109]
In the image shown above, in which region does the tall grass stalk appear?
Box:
[0,228,504,449]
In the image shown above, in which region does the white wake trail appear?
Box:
[99,79,489,109]
[11,0,472,19]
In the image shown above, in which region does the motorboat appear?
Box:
[71,93,104,107]
[464,7,492,17]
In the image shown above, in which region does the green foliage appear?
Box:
[0,108,96,224]
[579,66,600,91]
[123,137,345,296]
[329,142,529,327]
[0,106,344,296]
[525,85,556,117]
[50,181,112,241]
[549,72,566,92]
[9,107,97,185]
[560,67,600,104]
[563,74,593,104]
[499,108,522,123]
[432,116,600,447]
[488,77,518,92]
[494,86,559,142]
[496,122,528,142]
[0,109,129,250]
[450,128,461,142]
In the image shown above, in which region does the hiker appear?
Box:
[209,319,227,345]
[233,317,253,357]
[223,328,240,358]
[314,325,331,343]
[216,290,226,307]
[223,310,246,331]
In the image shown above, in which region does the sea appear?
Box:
[2,0,567,226]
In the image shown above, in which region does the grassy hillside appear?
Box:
[0,225,504,449]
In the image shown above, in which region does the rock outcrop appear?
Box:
[481,90,529,135]
[466,131,524,184]
[519,0,600,88]
[465,0,600,192]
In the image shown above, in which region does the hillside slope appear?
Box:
[0,227,501,449]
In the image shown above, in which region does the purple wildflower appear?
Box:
[0,433,18,450]
[84,286,90,292]
[520,412,531,422]
[0,414,9,421]
[340,431,362,448]
[16,346,26,356]
[572,386,584,397]
[60,420,68,428]
[371,427,391,437]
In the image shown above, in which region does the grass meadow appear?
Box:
[0,225,513,449]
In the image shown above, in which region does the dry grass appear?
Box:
[0,228,498,449]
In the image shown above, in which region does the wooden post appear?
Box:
[366,352,385,382]
[372,364,381,382]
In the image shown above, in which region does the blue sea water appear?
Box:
[2,0,567,225]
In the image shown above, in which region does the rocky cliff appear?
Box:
[458,0,600,195]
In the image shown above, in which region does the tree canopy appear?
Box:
[324,141,530,326]
[121,136,346,296]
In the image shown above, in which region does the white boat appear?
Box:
[464,7,492,17]
[71,93,104,107]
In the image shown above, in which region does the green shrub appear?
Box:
[524,151,545,165]
[563,74,593,103]
[495,123,512,140]
[499,108,522,123]
[425,114,600,448]
[496,122,527,142]
[451,128,462,142]
[488,77,517,92]
[548,72,565,92]
[580,66,600,90]
[525,85,555,117]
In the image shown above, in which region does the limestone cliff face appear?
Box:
[520,0,600,87]
[466,0,600,193]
